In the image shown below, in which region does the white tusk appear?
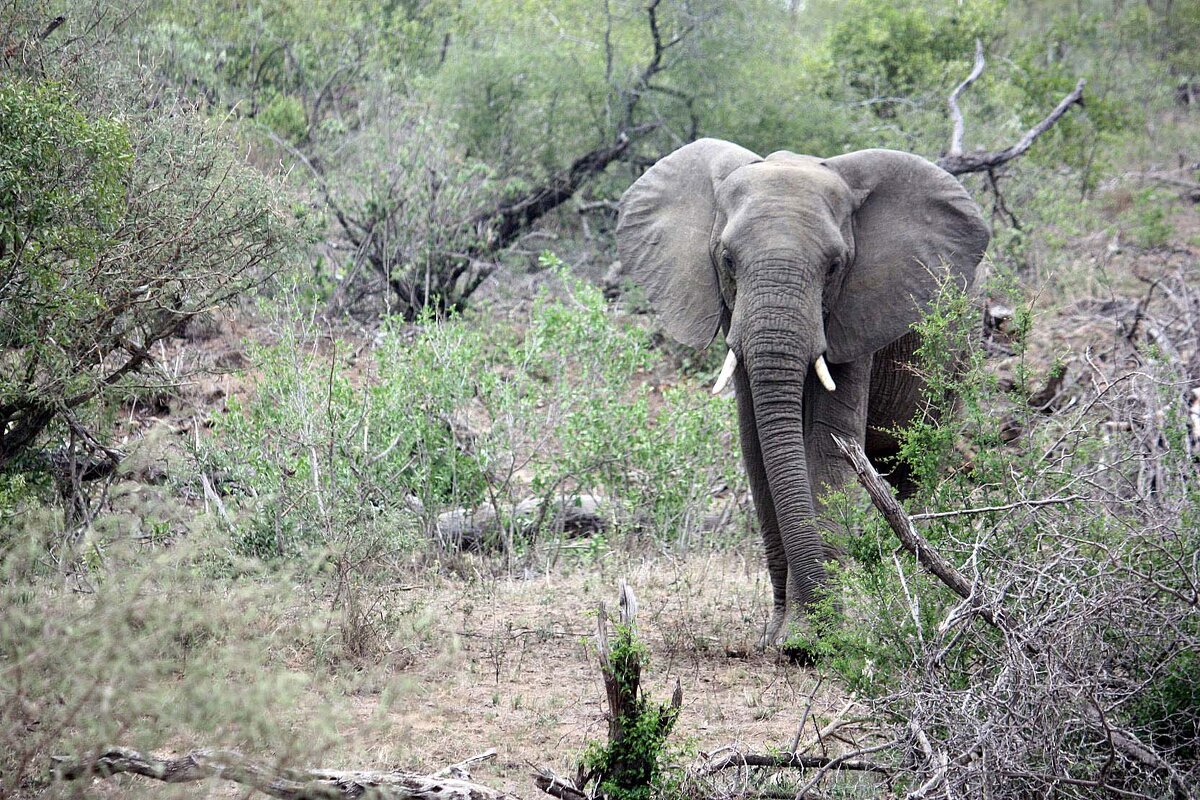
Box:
[814,355,836,392]
[712,349,738,395]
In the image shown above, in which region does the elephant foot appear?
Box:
[757,609,789,650]
[757,612,823,665]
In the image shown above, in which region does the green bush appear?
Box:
[823,0,1002,104]
[215,262,742,560]
[0,56,299,492]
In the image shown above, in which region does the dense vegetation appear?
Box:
[2,0,1198,798]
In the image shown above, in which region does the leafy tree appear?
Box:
[0,5,300,508]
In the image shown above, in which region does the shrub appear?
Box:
[811,274,1200,796]
[214,262,743,562]
[0,23,300,516]
[0,541,343,796]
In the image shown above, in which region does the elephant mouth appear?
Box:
[711,348,837,394]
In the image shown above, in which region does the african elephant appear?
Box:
[616,139,990,644]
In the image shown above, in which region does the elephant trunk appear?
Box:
[739,288,830,612]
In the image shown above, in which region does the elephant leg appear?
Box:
[866,331,929,500]
[733,362,788,646]
[802,355,873,569]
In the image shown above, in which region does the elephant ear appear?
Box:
[617,138,760,349]
[823,149,990,364]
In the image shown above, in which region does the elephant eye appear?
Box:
[722,250,736,273]
[828,256,843,276]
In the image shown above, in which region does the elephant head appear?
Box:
[617,138,989,639]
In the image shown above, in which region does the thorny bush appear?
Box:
[806,271,1200,798]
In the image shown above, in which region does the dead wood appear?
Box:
[692,750,892,777]
[1131,161,1200,200]
[470,132,644,255]
[946,39,986,159]
[831,435,1017,638]
[595,581,681,749]
[534,582,681,800]
[52,747,516,800]
[435,493,613,552]
[936,40,1086,177]
[531,768,588,800]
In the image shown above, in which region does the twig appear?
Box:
[788,676,823,753]
[909,495,1083,520]
[576,199,620,214]
[433,749,498,780]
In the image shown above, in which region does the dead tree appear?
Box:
[936,39,1087,178]
[289,1,701,320]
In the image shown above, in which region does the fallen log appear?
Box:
[52,747,515,800]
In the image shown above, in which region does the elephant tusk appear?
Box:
[712,349,737,395]
[814,355,836,392]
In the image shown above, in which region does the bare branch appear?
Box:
[936,49,1087,176]
[831,435,1014,636]
[52,747,517,800]
[909,495,1084,521]
[470,131,643,254]
[791,739,902,797]
[947,39,985,157]
[692,749,892,777]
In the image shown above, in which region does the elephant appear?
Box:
[616,138,990,645]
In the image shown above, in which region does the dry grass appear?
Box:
[335,552,839,793]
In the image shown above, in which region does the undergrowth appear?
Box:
[805,271,1200,796]
[211,261,743,565]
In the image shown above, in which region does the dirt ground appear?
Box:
[341,551,843,795]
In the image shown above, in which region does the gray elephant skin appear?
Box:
[616,138,990,645]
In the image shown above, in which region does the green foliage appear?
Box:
[261,92,309,142]
[216,261,741,559]
[1126,188,1176,248]
[0,5,301,477]
[140,0,455,135]
[583,624,679,800]
[0,79,131,273]
[824,0,1003,102]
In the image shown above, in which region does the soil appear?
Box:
[353,553,843,794]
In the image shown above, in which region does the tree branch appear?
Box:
[831,435,1014,635]
[692,750,892,777]
[52,747,517,800]
[469,130,646,255]
[947,39,985,157]
[936,46,1086,176]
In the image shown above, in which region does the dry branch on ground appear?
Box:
[53,747,515,800]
